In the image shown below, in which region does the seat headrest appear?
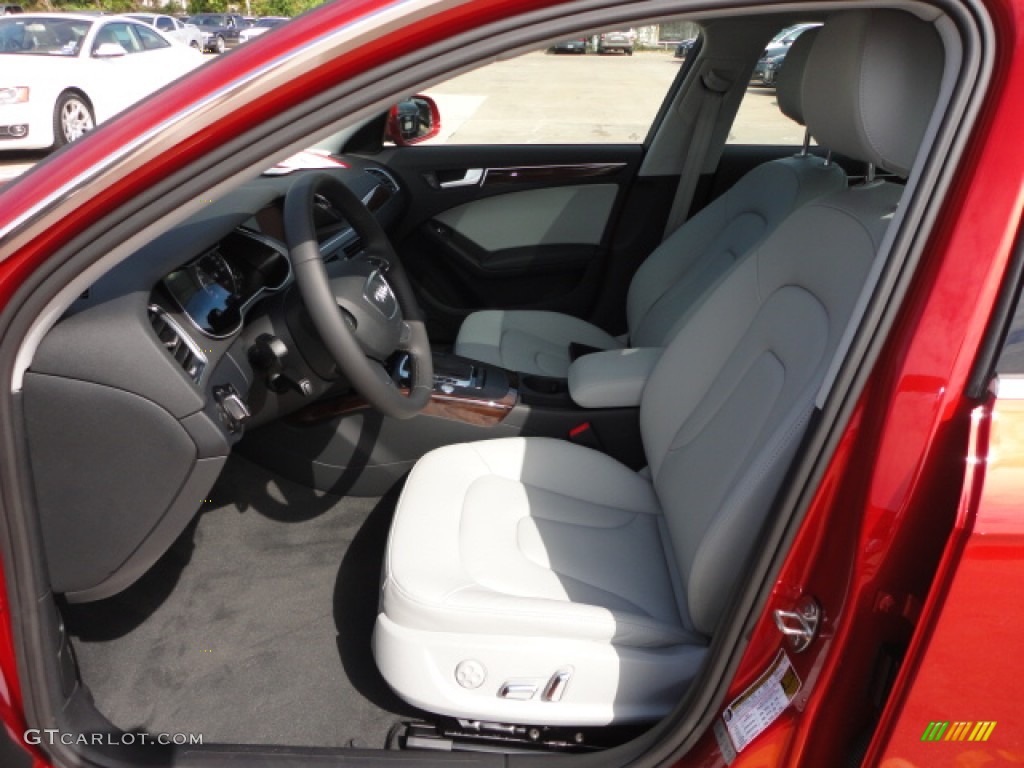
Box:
[776,27,820,127]
[802,10,944,177]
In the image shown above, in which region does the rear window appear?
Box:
[0,17,90,55]
[727,22,822,145]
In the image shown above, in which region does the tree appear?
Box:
[252,0,315,16]
[187,0,229,12]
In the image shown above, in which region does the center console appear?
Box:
[242,350,643,497]
[414,353,517,426]
[414,353,643,468]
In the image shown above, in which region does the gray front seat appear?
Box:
[454,28,845,377]
[374,10,943,726]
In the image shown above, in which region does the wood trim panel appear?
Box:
[289,387,518,427]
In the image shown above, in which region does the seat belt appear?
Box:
[662,68,733,239]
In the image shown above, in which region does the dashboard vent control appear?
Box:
[147,305,206,385]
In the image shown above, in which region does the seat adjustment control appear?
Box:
[542,666,573,702]
[497,681,537,700]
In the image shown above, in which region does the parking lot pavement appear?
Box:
[0,151,47,186]
[425,50,683,144]
[424,49,800,145]
[0,162,34,184]
[1,50,799,182]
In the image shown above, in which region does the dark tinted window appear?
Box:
[0,17,89,55]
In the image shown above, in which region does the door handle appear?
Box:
[439,168,484,189]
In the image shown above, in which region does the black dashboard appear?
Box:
[22,157,405,604]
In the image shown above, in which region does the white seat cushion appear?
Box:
[374,437,707,724]
[455,310,623,378]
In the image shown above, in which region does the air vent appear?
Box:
[365,167,399,193]
[148,305,207,385]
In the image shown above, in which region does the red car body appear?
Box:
[0,0,1022,765]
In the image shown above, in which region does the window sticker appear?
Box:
[721,649,802,753]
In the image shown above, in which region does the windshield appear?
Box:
[189,15,224,25]
[769,24,806,43]
[255,18,286,28]
[0,17,91,55]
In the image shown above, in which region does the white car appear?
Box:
[0,13,203,150]
[239,16,289,43]
[126,13,203,51]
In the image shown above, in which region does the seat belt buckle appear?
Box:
[568,421,602,450]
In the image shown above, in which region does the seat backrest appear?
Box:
[640,10,944,637]
[626,28,845,350]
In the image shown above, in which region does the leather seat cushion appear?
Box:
[382,437,697,648]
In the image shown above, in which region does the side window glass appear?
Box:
[156,17,174,32]
[135,23,170,51]
[417,23,700,145]
[92,22,141,54]
[727,22,822,145]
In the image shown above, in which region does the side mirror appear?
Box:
[385,95,441,146]
[93,42,126,58]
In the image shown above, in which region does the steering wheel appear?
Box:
[283,172,433,419]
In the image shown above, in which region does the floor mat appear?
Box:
[63,455,424,748]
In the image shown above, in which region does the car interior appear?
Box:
[2,0,974,764]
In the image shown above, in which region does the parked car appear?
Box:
[597,29,634,54]
[674,36,697,58]
[0,4,23,14]
[185,12,245,53]
[0,1,1022,767]
[0,13,202,150]
[549,36,587,53]
[764,21,821,53]
[126,13,203,50]
[238,16,289,43]
[752,52,783,84]
[751,22,821,85]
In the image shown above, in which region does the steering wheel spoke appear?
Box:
[284,172,432,419]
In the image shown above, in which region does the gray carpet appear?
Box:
[63,456,423,748]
